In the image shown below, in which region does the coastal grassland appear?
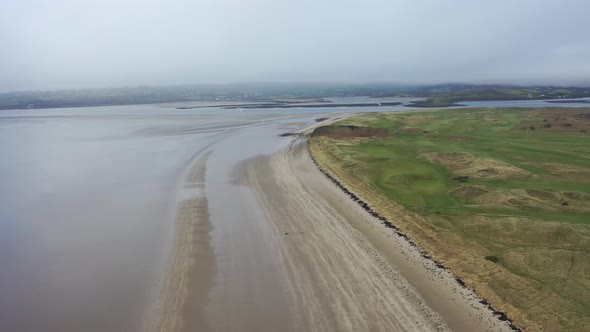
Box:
[309,108,590,332]
[408,87,590,107]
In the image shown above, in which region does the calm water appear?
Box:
[0,98,587,331]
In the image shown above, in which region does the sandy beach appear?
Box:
[149,114,515,331]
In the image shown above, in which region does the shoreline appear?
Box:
[177,101,404,110]
[148,113,522,331]
[242,141,449,331]
[305,133,522,332]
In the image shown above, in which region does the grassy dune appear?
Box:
[309,108,590,332]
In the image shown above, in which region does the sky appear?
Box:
[1,0,590,92]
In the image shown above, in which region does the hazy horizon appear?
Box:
[3,80,590,96]
[2,0,590,92]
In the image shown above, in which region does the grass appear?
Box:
[409,87,590,107]
[310,108,590,332]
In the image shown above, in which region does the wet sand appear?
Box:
[149,119,297,332]
[148,152,215,332]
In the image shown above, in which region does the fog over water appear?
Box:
[2,0,590,92]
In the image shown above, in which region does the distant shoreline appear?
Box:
[3,96,590,112]
[3,83,588,111]
[178,101,403,110]
[545,99,590,104]
[408,97,590,108]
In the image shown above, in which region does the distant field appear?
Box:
[310,108,590,332]
[408,87,590,107]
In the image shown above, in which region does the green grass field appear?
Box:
[310,108,590,332]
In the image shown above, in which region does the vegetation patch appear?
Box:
[310,107,590,332]
[312,125,390,138]
[485,255,500,263]
[450,185,489,202]
[422,151,530,180]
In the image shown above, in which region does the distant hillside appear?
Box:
[0,83,407,110]
[1,83,589,110]
[406,86,590,107]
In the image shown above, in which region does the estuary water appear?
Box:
[0,98,587,331]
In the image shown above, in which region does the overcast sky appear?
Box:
[1,0,589,92]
